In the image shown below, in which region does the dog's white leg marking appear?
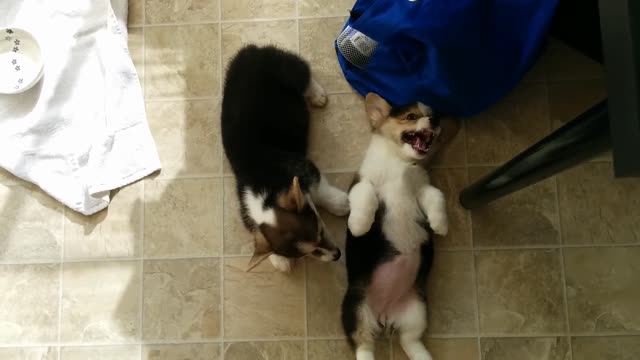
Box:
[354,304,378,360]
[310,174,349,216]
[417,185,448,236]
[356,348,375,360]
[396,297,432,360]
[348,180,378,237]
[269,254,293,272]
[305,77,328,107]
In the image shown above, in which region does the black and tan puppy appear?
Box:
[342,93,449,360]
[221,45,349,271]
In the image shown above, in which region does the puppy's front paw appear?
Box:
[308,90,327,107]
[348,213,373,237]
[310,92,327,107]
[429,212,449,236]
[306,79,328,107]
[411,352,433,360]
[269,254,293,272]
[327,191,350,216]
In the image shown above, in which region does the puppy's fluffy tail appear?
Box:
[227,45,311,94]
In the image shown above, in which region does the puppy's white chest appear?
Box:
[378,179,428,253]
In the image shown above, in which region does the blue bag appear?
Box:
[335,0,559,117]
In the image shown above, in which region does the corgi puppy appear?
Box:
[341,93,449,360]
[221,45,349,272]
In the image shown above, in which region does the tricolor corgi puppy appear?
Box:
[341,93,449,360]
[221,45,349,271]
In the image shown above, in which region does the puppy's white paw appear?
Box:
[348,213,373,237]
[327,190,350,216]
[410,352,432,360]
[355,349,375,360]
[308,91,327,107]
[305,79,328,107]
[429,212,448,236]
[269,254,293,272]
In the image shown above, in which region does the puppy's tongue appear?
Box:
[412,137,428,152]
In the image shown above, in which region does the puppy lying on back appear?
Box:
[221,45,350,271]
[342,94,448,360]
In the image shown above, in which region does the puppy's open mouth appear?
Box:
[401,128,435,155]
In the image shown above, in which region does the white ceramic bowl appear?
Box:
[0,27,44,94]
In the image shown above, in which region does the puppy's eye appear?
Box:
[406,113,418,121]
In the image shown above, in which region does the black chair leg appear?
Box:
[459,100,611,209]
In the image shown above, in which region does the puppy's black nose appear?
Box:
[332,248,341,261]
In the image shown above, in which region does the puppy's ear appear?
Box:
[277,176,304,212]
[365,93,391,128]
[247,231,273,271]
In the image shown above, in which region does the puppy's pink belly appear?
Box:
[366,254,420,323]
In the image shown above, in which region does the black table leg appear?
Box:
[459,100,611,209]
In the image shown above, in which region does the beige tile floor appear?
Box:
[1,0,639,359]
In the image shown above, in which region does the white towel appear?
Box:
[0,0,161,215]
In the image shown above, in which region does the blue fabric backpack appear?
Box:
[335,0,559,117]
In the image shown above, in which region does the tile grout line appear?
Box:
[474,245,564,251]
[219,198,226,360]
[218,0,225,358]
[141,88,358,103]
[467,159,612,168]
[141,0,146,25]
[3,331,640,349]
[144,166,471,181]
[139,178,146,357]
[4,242,640,266]
[295,0,300,54]
[138,21,147,94]
[547,78,573,355]
[560,245,573,355]
[473,243,640,250]
[144,96,220,103]
[142,93,358,105]
[460,332,640,338]
[140,4,146,97]
[139,7,147,357]
[153,173,225,181]
[554,176,574,357]
[303,261,310,360]
[466,163,483,360]
[0,254,221,265]
[131,14,350,28]
[473,248,482,360]
[141,3,147,103]
[57,207,65,360]
[219,176,226,353]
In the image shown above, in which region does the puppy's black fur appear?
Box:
[222,45,329,261]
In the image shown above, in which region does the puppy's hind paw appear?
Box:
[429,212,449,237]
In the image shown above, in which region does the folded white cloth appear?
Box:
[0,0,161,215]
